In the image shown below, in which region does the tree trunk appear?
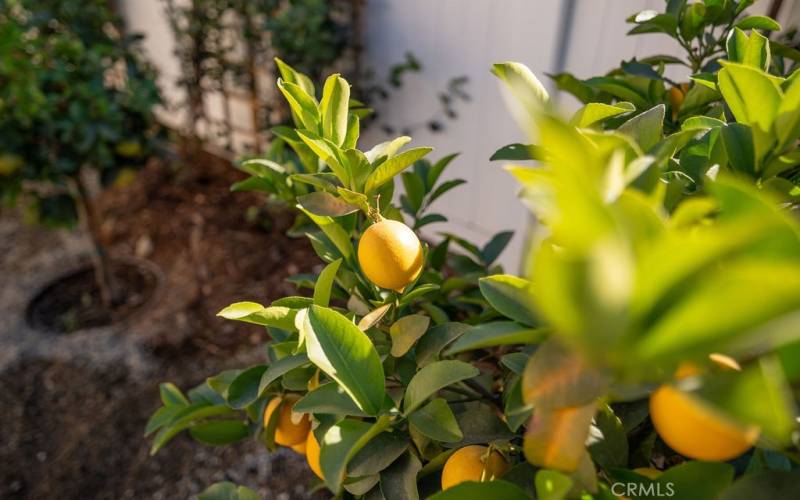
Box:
[75,174,115,309]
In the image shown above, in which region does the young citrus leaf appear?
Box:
[189,420,249,446]
[296,129,349,183]
[256,354,309,399]
[358,303,392,331]
[445,322,546,355]
[277,79,320,131]
[717,63,781,133]
[493,61,550,128]
[313,258,342,307]
[145,405,182,436]
[535,470,573,500]
[344,114,360,149]
[408,398,463,442]
[365,136,412,163]
[736,15,781,31]
[294,382,368,416]
[524,402,597,472]
[522,340,608,409]
[349,432,409,476]
[160,383,189,407]
[272,296,314,308]
[304,305,385,415]
[365,147,433,194]
[570,102,635,128]
[415,322,471,367]
[320,74,350,146]
[399,284,440,306]
[274,57,315,96]
[427,179,466,205]
[427,152,459,188]
[403,360,479,414]
[198,481,261,500]
[226,365,268,408]
[217,302,297,331]
[587,404,628,469]
[379,452,422,500]
[479,275,538,325]
[427,480,531,500]
[775,75,800,152]
[320,416,391,492]
[390,314,431,357]
[297,192,359,217]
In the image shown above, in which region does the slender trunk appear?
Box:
[75,174,115,308]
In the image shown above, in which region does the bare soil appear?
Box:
[0,152,325,499]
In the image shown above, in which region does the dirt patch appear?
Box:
[0,151,325,499]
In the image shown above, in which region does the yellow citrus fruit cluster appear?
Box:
[649,359,759,461]
[441,445,509,490]
[358,219,423,291]
[262,395,323,480]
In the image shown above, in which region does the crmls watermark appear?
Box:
[610,482,676,498]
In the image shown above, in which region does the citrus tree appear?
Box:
[147,3,800,499]
[0,0,161,304]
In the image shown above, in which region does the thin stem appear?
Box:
[74,173,115,308]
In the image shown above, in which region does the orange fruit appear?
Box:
[305,430,323,479]
[291,439,306,455]
[358,219,423,291]
[649,360,759,461]
[667,83,690,119]
[441,445,508,490]
[263,395,310,446]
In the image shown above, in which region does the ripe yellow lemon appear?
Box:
[305,430,323,479]
[649,363,758,461]
[263,395,310,446]
[357,219,423,291]
[441,445,509,490]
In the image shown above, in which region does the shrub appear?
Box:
[148,2,800,498]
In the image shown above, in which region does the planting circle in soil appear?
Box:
[25,260,159,333]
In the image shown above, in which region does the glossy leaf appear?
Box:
[403,360,480,414]
[390,314,430,357]
[446,322,546,355]
[365,147,433,194]
[314,258,342,307]
[479,275,538,325]
[408,398,463,442]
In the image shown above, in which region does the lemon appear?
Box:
[290,439,306,455]
[305,430,323,479]
[649,361,758,461]
[357,219,423,291]
[263,395,310,446]
[441,445,508,490]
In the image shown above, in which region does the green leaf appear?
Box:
[428,481,530,500]
[408,398,463,442]
[736,15,781,32]
[358,303,392,331]
[150,404,234,454]
[415,323,471,366]
[587,404,628,469]
[303,305,386,415]
[189,420,249,446]
[775,75,800,152]
[198,481,261,500]
[314,258,342,306]
[490,143,544,161]
[390,314,431,357]
[320,74,350,146]
[320,417,391,492]
[226,365,268,408]
[379,452,422,500]
[656,461,734,500]
[720,123,756,176]
[160,383,189,407]
[482,230,514,265]
[349,432,409,476]
[365,147,433,194]
[296,129,349,184]
[427,153,459,188]
[718,62,781,132]
[722,471,800,500]
[298,208,354,259]
[571,102,635,128]
[479,275,538,325]
[445,322,546,355]
[679,2,706,40]
[295,382,368,416]
[535,470,573,500]
[492,62,550,120]
[217,302,297,331]
[274,57,315,96]
[403,360,479,414]
[618,105,665,151]
[584,77,650,109]
[365,136,412,163]
[257,354,309,397]
[277,79,319,131]
[297,192,359,217]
